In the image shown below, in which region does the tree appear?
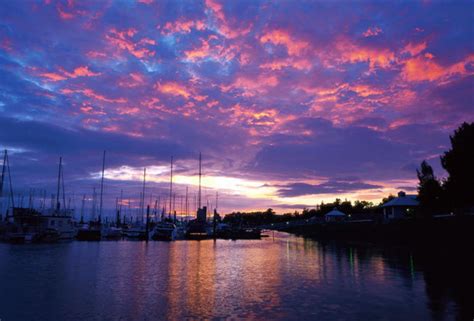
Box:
[417,160,443,218]
[441,122,474,212]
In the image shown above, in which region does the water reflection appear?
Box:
[0,233,472,321]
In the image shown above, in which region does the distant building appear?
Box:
[324,208,347,222]
[197,206,207,222]
[381,191,419,221]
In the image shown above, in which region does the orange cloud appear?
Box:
[156,82,192,99]
[184,37,240,64]
[106,28,155,59]
[402,41,427,56]
[335,40,395,70]
[184,39,211,61]
[67,66,101,77]
[260,30,309,56]
[161,19,206,34]
[38,66,101,82]
[350,85,382,97]
[402,54,474,82]
[39,72,68,81]
[222,74,279,97]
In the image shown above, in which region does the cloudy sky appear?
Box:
[0,0,473,218]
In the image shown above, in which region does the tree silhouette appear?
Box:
[441,122,474,213]
[417,160,443,218]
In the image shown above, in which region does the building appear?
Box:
[324,208,347,222]
[381,191,419,221]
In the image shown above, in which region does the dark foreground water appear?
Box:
[0,232,472,321]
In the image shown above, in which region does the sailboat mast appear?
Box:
[56,156,62,212]
[198,152,202,209]
[80,194,85,223]
[119,189,123,214]
[169,156,173,217]
[141,167,146,219]
[0,149,6,198]
[99,150,106,223]
[6,151,14,209]
[185,186,188,218]
[61,163,66,211]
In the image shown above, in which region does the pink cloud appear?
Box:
[205,0,225,21]
[221,74,279,97]
[184,38,212,61]
[363,26,382,37]
[39,72,68,81]
[61,88,127,103]
[106,28,155,59]
[402,41,427,56]
[117,106,140,115]
[335,39,395,70]
[37,66,101,82]
[260,29,309,56]
[260,57,312,71]
[161,19,206,34]
[57,6,74,20]
[155,82,192,99]
[204,0,252,39]
[118,72,146,88]
[402,54,474,82]
[183,36,241,64]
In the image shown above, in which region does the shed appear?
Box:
[381,191,419,221]
[324,208,347,222]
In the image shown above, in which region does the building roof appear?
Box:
[381,195,419,207]
[325,208,346,217]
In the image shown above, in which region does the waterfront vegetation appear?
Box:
[224,122,474,228]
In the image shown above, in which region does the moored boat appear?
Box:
[76,223,101,241]
[151,222,177,241]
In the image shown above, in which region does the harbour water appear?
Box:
[0,232,471,321]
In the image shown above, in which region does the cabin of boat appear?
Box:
[151,222,177,241]
[3,207,74,242]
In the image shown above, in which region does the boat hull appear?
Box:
[76,229,101,241]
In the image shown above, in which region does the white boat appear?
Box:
[102,226,122,239]
[151,222,177,241]
[41,214,75,240]
[124,227,147,240]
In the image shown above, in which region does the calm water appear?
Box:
[0,232,472,321]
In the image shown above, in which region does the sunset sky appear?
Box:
[0,0,473,217]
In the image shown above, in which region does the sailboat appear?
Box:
[186,153,212,240]
[124,168,148,240]
[39,156,75,240]
[152,157,178,241]
[76,151,106,241]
